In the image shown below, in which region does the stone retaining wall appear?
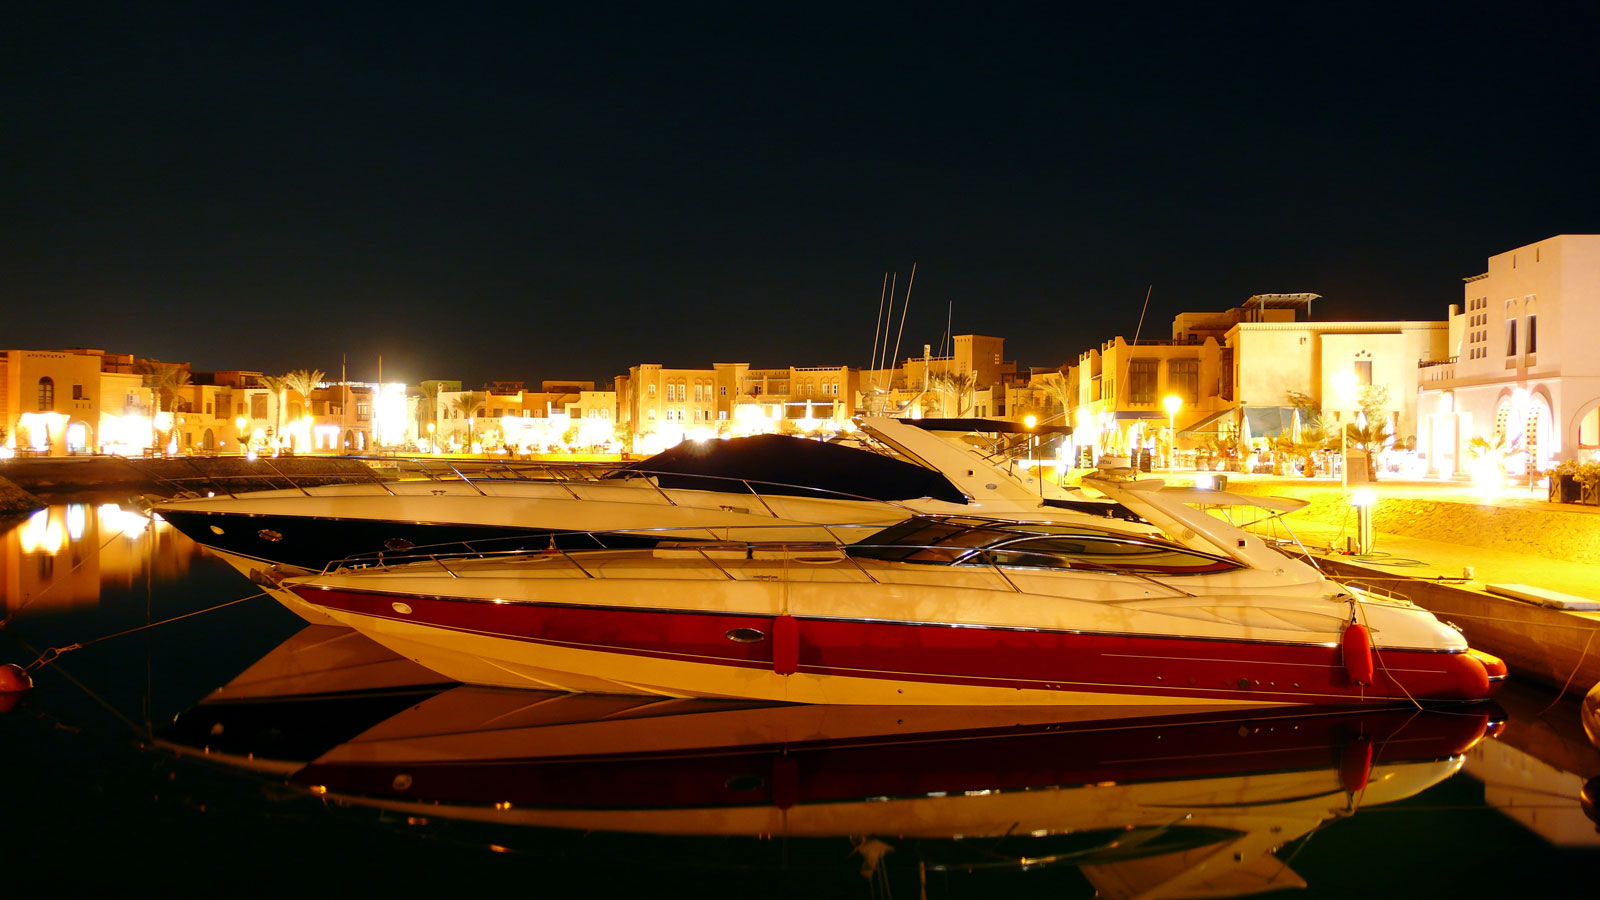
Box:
[0,476,46,519]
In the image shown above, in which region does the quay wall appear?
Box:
[1316,556,1600,693]
[1225,481,1600,567]
[0,476,45,520]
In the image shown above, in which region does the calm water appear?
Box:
[1,502,1595,898]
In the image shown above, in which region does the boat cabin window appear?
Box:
[852,516,1239,575]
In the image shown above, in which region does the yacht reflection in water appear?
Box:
[158,625,1502,897]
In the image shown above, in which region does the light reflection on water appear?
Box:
[0,502,1595,897]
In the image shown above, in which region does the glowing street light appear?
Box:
[1163,394,1182,471]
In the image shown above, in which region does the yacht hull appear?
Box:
[290,584,1497,707]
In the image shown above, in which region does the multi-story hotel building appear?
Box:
[1417,234,1600,477]
[1044,296,1449,466]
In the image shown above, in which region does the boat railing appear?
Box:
[149,453,947,521]
[321,523,1206,598]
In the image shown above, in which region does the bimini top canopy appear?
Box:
[617,434,969,504]
[900,417,1074,436]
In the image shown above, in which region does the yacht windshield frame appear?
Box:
[849,516,1241,576]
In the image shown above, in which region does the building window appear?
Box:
[357,402,371,421]
[1527,316,1537,354]
[720,386,727,397]
[37,377,54,411]
[72,384,84,401]
[1127,360,1157,405]
[1506,320,1517,357]
[1168,359,1199,404]
[648,384,657,398]
[1355,360,1372,385]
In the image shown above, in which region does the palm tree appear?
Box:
[259,375,288,449]
[418,381,444,446]
[1033,374,1075,426]
[284,369,325,419]
[932,371,979,417]
[451,392,484,448]
[136,361,192,452]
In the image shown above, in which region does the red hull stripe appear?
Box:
[295,588,1494,703]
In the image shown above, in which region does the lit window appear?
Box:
[1355,360,1372,385]
[37,377,54,411]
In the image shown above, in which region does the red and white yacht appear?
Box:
[279,470,1506,708]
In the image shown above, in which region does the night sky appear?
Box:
[5,3,1597,387]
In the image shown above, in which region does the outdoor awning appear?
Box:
[1242,406,1298,438]
[1177,407,1236,435]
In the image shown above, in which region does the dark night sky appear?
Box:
[4,2,1597,387]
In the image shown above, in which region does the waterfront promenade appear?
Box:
[1191,473,1600,694]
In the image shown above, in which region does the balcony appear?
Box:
[1417,357,1457,383]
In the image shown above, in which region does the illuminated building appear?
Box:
[1417,235,1600,477]
[1044,297,1449,468]
[617,363,860,455]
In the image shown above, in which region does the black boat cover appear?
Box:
[902,417,1074,436]
[616,434,969,504]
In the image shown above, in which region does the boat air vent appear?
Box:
[258,529,283,542]
[392,602,413,615]
[209,525,225,535]
[725,628,766,643]
[385,538,416,551]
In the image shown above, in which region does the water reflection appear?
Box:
[2,508,1596,897]
[146,625,1500,895]
[2,502,193,617]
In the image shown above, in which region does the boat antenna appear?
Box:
[869,272,888,393]
[1111,284,1153,459]
[876,271,898,394]
[941,299,952,359]
[889,262,916,388]
[1133,283,1152,345]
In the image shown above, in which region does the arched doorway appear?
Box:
[1526,393,1553,472]
[65,420,92,454]
[202,428,216,451]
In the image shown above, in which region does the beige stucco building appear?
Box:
[617,362,857,454]
[1417,234,1600,477]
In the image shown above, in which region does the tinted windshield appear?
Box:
[851,517,1239,575]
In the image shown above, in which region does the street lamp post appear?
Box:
[1163,395,1182,472]
[1332,372,1358,494]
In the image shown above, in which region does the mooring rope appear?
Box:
[24,591,269,673]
